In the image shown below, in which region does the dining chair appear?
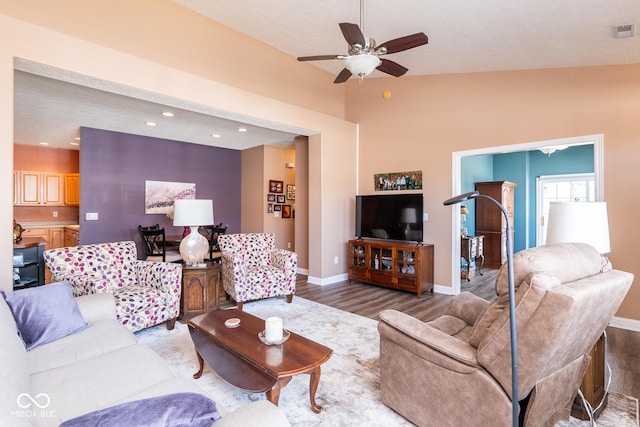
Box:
[199,223,228,262]
[137,224,182,263]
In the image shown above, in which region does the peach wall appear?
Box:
[0,11,358,292]
[294,137,309,272]
[0,0,345,119]
[241,146,264,233]
[14,145,78,172]
[345,65,640,321]
[263,145,295,251]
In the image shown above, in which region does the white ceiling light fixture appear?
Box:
[539,145,568,156]
[345,54,381,79]
[39,141,48,146]
[145,121,157,126]
[211,133,221,138]
[162,111,174,117]
[238,128,248,132]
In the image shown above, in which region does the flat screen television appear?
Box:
[355,194,424,243]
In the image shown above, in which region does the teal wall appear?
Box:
[460,155,492,236]
[461,145,594,253]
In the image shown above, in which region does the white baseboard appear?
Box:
[433,284,455,295]
[307,273,349,286]
[609,316,640,332]
[296,267,309,275]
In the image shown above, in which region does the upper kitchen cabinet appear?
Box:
[17,171,64,205]
[64,173,80,206]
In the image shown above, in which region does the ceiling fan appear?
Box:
[297,0,428,84]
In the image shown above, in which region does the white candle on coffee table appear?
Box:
[265,317,283,342]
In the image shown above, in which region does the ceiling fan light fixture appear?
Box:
[345,54,381,77]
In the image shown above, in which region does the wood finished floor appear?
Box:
[282,272,640,401]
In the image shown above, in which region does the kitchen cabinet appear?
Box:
[15,171,65,206]
[64,227,80,247]
[64,173,80,205]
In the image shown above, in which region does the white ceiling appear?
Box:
[173,0,640,77]
[13,0,640,150]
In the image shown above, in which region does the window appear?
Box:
[536,173,595,245]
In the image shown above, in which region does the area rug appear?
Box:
[136,297,638,427]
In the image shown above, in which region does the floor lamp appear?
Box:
[444,191,519,427]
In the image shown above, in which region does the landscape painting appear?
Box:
[145,180,196,214]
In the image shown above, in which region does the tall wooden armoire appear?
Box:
[474,181,516,269]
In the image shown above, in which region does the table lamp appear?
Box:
[545,201,610,254]
[173,199,214,266]
[444,191,518,427]
[400,207,418,241]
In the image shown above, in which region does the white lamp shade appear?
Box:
[546,201,611,254]
[345,54,381,77]
[173,199,214,226]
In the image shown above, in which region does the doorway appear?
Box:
[450,134,603,296]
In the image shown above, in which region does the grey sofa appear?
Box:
[0,291,291,427]
[378,243,633,427]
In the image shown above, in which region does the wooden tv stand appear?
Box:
[348,239,434,298]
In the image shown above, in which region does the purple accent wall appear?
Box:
[78,128,241,255]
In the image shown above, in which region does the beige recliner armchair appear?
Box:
[378,243,633,427]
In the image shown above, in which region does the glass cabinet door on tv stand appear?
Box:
[348,239,434,298]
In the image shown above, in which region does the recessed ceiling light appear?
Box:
[70,142,79,146]
[74,137,81,141]
[39,142,48,146]
[146,122,157,126]
[238,128,247,132]
[211,134,221,138]
[162,111,174,117]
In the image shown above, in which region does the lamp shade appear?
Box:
[546,201,610,254]
[400,208,418,223]
[173,199,214,226]
[345,54,381,77]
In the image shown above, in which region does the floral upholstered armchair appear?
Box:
[217,233,297,310]
[43,241,182,332]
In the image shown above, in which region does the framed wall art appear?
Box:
[374,170,422,191]
[274,204,282,211]
[286,184,296,200]
[282,205,291,218]
[144,180,195,214]
[277,195,286,204]
[267,194,276,202]
[269,180,284,193]
[267,203,274,213]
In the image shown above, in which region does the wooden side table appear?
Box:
[572,333,608,420]
[180,262,220,321]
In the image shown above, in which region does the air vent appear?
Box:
[614,24,635,38]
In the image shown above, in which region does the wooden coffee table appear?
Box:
[188,308,333,413]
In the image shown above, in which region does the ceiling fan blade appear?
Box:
[377,33,428,54]
[333,68,352,84]
[297,55,343,62]
[339,22,366,47]
[376,59,408,77]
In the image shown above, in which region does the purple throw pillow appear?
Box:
[2,280,89,351]
[59,392,221,426]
